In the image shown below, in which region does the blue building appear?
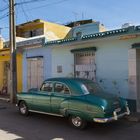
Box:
[45,24,140,112]
[20,19,140,112]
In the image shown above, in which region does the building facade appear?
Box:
[0,19,71,96]
[1,18,140,112]
[44,25,140,112]
[19,19,71,91]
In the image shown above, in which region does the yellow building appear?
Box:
[16,19,71,40]
[0,19,71,95]
[0,46,22,95]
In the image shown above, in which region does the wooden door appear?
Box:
[27,57,44,90]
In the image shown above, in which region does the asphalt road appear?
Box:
[0,100,140,140]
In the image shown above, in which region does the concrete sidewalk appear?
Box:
[0,95,10,102]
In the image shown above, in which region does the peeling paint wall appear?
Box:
[22,47,52,92]
[95,40,130,98]
[52,47,74,78]
[51,37,140,101]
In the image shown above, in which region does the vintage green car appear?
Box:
[17,78,130,129]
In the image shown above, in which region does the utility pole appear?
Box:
[9,0,17,103]
[0,28,2,35]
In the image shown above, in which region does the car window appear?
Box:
[41,82,53,92]
[82,82,103,94]
[54,83,70,94]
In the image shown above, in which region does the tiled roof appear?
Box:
[45,37,77,45]
[45,25,140,46]
[82,28,128,39]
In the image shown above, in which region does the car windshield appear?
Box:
[81,82,103,94]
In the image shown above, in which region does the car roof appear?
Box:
[44,77,93,95]
[44,77,92,84]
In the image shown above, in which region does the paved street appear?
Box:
[0,100,140,140]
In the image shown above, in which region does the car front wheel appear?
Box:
[19,101,29,116]
[69,116,87,129]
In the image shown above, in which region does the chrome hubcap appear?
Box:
[72,117,82,127]
[20,104,26,114]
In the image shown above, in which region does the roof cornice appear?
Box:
[45,25,140,47]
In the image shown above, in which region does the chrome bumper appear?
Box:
[93,106,130,123]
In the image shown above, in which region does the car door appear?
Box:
[31,82,53,113]
[51,82,71,114]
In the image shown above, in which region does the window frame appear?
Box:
[40,82,53,93]
[53,82,71,95]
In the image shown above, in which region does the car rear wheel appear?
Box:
[19,101,29,116]
[69,116,87,129]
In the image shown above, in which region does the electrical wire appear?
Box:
[0,0,69,12]
[0,5,9,12]
[0,26,9,29]
[0,12,9,20]
[20,0,69,12]
[2,0,9,5]
[20,0,30,22]
[0,0,46,12]
[0,0,69,22]
[0,0,9,12]
[15,0,49,6]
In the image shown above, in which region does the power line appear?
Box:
[15,0,48,6]
[0,26,9,29]
[0,0,46,12]
[0,5,9,12]
[0,0,47,19]
[19,0,30,22]
[2,0,9,4]
[20,0,69,12]
[0,27,9,35]
[0,0,69,13]
[0,0,9,12]
[0,12,9,20]
[2,0,8,3]
[0,0,70,22]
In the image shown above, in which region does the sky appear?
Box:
[0,0,140,40]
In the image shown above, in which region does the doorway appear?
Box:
[74,51,96,81]
[27,57,44,90]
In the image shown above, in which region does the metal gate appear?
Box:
[27,57,44,90]
[74,51,96,81]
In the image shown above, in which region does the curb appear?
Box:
[0,97,10,102]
